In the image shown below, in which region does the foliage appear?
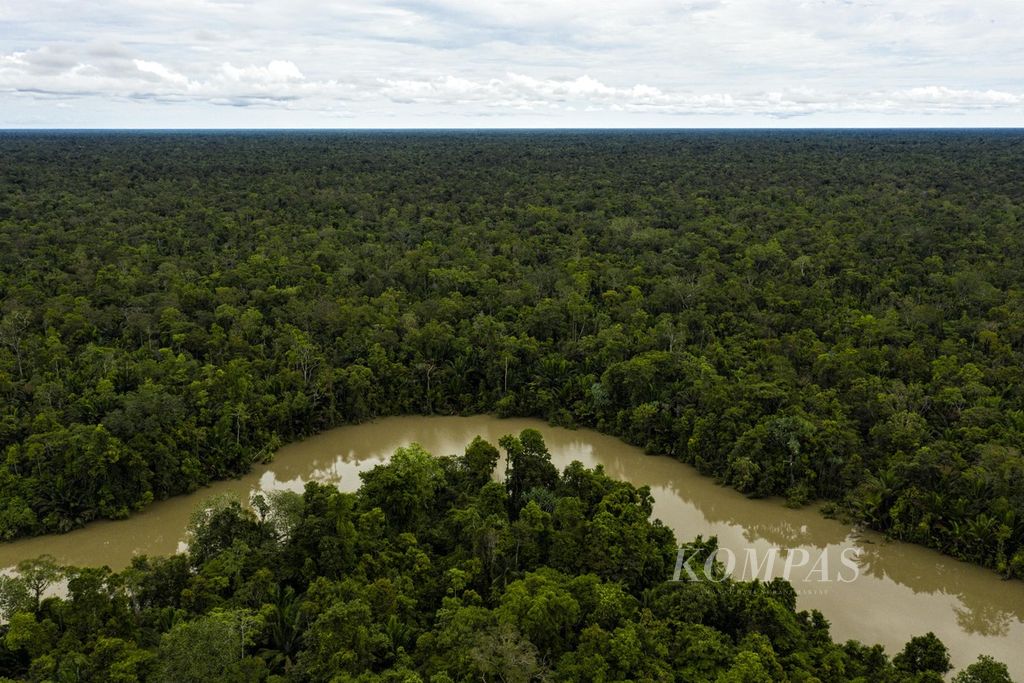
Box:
[1,130,1023,577]
[2,433,1000,681]
[893,632,952,676]
[953,655,1013,683]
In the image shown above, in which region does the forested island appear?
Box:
[0,130,1022,680]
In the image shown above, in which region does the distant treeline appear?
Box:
[0,131,1023,579]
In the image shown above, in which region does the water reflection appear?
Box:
[0,415,1021,677]
[854,536,1020,638]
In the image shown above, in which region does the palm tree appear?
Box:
[259,585,306,674]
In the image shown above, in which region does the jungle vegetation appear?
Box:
[0,130,1022,580]
[0,431,1007,681]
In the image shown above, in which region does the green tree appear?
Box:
[894,632,952,675]
[461,436,500,490]
[953,655,1013,683]
[359,444,446,529]
[501,429,559,517]
[156,609,260,683]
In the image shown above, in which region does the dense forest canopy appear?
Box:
[0,130,1023,583]
[0,431,1008,681]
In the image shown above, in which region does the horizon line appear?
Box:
[2,126,1023,132]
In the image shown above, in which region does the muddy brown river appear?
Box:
[2,416,1022,677]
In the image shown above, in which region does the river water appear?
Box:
[1,415,1022,677]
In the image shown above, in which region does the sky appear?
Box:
[1,0,1022,128]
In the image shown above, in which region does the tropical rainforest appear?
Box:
[0,130,1022,679]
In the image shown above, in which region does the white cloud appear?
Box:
[219,60,304,84]
[0,0,1022,125]
[374,72,1024,118]
[1,49,351,109]
[134,59,191,86]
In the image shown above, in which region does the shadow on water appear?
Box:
[854,536,1020,638]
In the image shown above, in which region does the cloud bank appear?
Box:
[1,0,1022,127]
